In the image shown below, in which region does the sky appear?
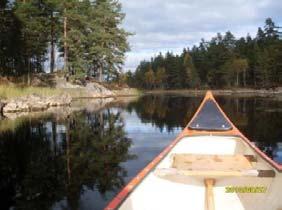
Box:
[120,0,282,71]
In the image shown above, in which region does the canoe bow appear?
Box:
[105,90,282,210]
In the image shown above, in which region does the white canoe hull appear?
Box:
[105,91,282,210]
[119,136,282,210]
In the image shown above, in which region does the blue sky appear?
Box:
[120,0,282,71]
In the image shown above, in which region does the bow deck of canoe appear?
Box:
[105,91,282,210]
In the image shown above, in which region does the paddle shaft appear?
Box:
[180,169,275,177]
[205,179,216,210]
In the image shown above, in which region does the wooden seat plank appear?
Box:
[172,154,253,171]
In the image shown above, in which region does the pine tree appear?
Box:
[264,18,278,40]
[182,51,200,88]
[15,0,51,83]
[223,31,236,51]
[155,67,167,88]
[230,58,248,86]
[256,27,265,47]
[60,0,88,75]
[1,0,131,82]
[0,1,23,75]
[85,0,131,82]
[144,67,155,89]
[45,0,61,73]
[165,52,182,89]
[191,40,210,85]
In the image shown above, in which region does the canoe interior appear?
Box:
[118,136,282,210]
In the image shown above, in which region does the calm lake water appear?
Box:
[1,94,282,210]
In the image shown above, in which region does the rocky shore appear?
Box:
[1,93,72,114]
[0,80,114,116]
[2,97,117,120]
[0,78,141,118]
[0,96,139,133]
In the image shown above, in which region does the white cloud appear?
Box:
[120,0,282,71]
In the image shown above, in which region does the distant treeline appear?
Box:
[0,0,130,83]
[126,18,282,89]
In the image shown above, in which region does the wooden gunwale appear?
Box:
[104,90,282,210]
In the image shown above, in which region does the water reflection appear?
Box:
[129,95,282,164]
[0,109,134,210]
[216,96,282,163]
[126,94,202,131]
[0,94,282,210]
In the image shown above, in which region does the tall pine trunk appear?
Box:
[254,68,257,87]
[243,69,246,87]
[98,64,103,82]
[236,72,239,86]
[64,13,68,72]
[50,12,55,73]
[27,58,31,85]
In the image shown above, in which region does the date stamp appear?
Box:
[225,186,267,193]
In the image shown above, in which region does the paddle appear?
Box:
[155,168,276,178]
[205,179,216,210]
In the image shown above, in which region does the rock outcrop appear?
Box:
[85,83,114,97]
[2,97,117,121]
[46,93,72,106]
[54,77,116,98]
[2,93,72,113]
[3,98,30,113]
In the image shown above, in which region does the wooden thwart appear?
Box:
[172,154,255,171]
[160,153,276,178]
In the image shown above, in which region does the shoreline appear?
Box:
[0,96,139,132]
[0,84,141,117]
[2,86,282,118]
[144,88,282,96]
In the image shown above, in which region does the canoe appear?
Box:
[105,91,282,210]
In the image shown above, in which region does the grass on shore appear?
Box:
[0,84,142,100]
[0,85,63,100]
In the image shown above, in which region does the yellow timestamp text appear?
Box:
[225,186,267,193]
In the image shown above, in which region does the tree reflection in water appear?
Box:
[0,94,282,210]
[126,94,202,131]
[65,110,135,210]
[126,94,282,163]
[0,109,134,210]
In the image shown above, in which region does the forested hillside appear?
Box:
[127,18,282,89]
[0,0,130,83]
